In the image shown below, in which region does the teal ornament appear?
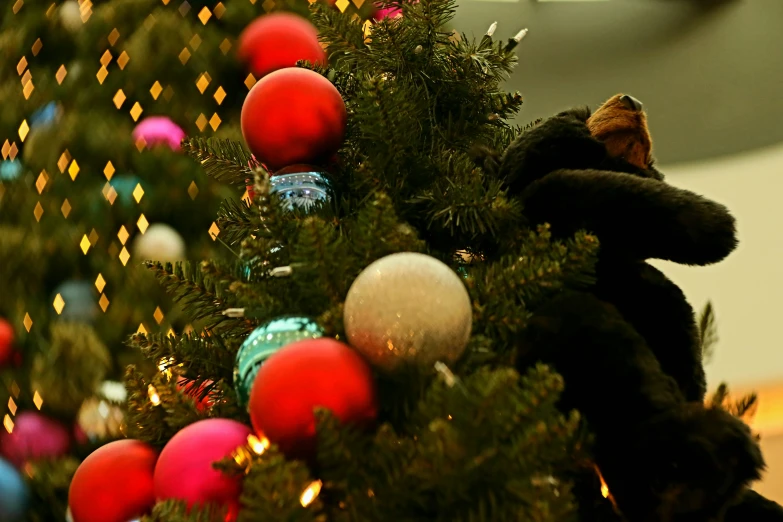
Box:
[270,165,332,212]
[110,175,143,206]
[0,457,28,522]
[53,280,98,323]
[30,102,60,129]
[456,265,469,279]
[234,317,324,407]
[0,160,22,181]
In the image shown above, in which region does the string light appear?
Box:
[300,480,322,507]
[147,384,161,406]
[247,434,270,455]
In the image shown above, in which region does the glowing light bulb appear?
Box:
[300,480,322,507]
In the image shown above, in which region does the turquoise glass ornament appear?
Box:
[234,316,324,407]
[270,165,332,212]
[0,457,28,522]
[0,160,22,181]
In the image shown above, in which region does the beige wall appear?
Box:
[651,145,783,500]
[652,144,783,389]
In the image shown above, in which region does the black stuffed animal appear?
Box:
[492,94,783,522]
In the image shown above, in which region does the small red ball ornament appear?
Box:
[154,419,252,521]
[238,13,327,80]
[241,67,347,171]
[176,378,214,412]
[0,319,14,367]
[249,338,377,460]
[68,440,158,522]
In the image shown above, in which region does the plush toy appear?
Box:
[490,94,783,522]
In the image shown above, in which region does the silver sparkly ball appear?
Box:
[344,252,472,371]
[132,223,186,263]
[59,1,83,33]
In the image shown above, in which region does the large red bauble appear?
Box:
[249,338,377,460]
[238,13,327,80]
[68,439,158,522]
[154,419,252,521]
[0,319,14,366]
[241,67,347,171]
[0,411,71,467]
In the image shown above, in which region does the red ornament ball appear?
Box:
[0,411,71,467]
[154,419,252,521]
[176,378,214,412]
[249,338,377,460]
[0,319,14,366]
[238,13,327,80]
[68,439,158,522]
[241,67,347,171]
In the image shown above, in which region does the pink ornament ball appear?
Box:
[374,4,402,19]
[154,419,252,521]
[132,116,186,151]
[0,411,71,467]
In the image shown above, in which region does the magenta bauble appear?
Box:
[132,116,186,151]
[0,411,71,467]
[154,418,252,521]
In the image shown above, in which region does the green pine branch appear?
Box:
[144,260,241,332]
[470,226,598,344]
[310,4,368,64]
[141,499,229,522]
[410,151,523,239]
[181,137,257,186]
[216,198,259,247]
[698,301,719,364]
[124,365,204,448]
[129,331,241,384]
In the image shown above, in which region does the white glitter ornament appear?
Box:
[344,252,472,371]
[132,223,186,263]
[59,1,83,33]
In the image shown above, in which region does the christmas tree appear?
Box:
[4,1,781,522]
[0,1,308,519]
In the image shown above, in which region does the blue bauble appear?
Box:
[0,457,29,522]
[30,102,60,129]
[234,316,324,407]
[53,280,98,323]
[270,165,332,212]
[0,160,22,181]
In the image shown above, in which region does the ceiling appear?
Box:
[451,0,783,165]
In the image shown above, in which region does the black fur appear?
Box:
[501,106,779,521]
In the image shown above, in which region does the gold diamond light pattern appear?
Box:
[53,293,65,314]
[104,161,115,180]
[130,102,143,121]
[118,225,130,245]
[95,273,106,293]
[150,81,163,100]
[18,120,29,142]
[138,214,149,233]
[133,183,144,203]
